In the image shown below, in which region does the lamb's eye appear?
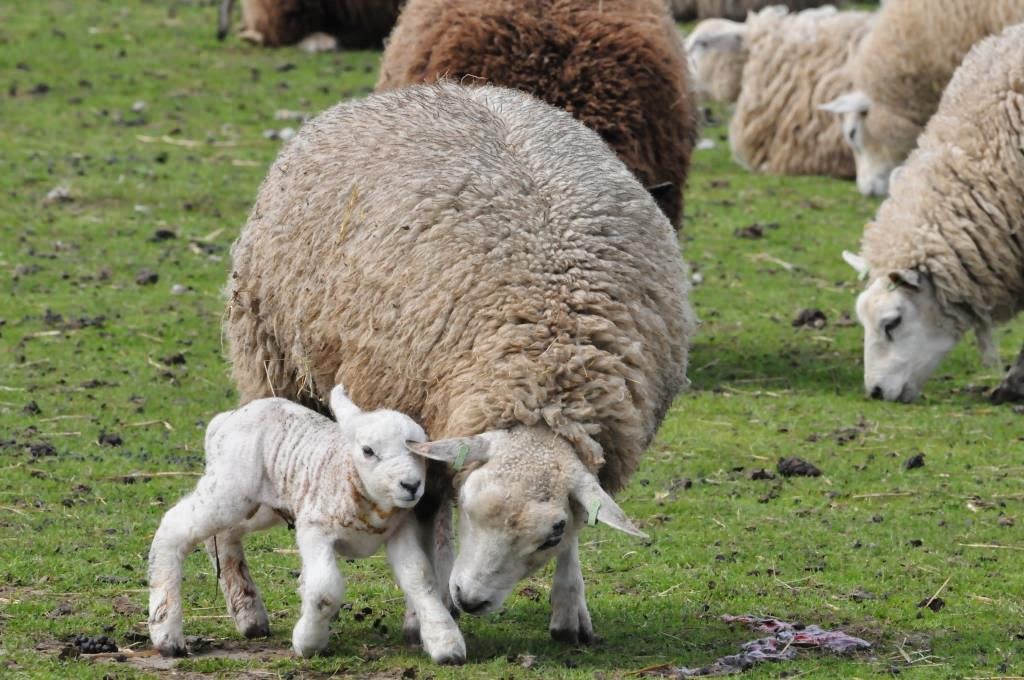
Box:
[362,446,376,458]
[537,535,562,551]
[883,316,902,340]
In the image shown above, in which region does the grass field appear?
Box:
[2,1,1023,678]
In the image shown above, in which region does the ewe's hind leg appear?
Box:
[205,507,281,639]
[549,534,594,645]
[292,524,344,658]
[148,479,258,657]
[991,345,1024,404]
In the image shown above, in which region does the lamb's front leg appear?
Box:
[387,516,466,665]
[292,523,344,658]
[549,533,594,645]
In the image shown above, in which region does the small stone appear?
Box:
[42,185,73,205]
[170,284,188,295]
[131,100,146,113]
[278,126,296,142]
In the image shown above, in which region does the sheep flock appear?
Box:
[13,0,1024,674]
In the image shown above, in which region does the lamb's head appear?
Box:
[329,385,428,509]
[820,91,921,197]
[409,425,645,615]
[843,252,961,402]
[685,18,747,103]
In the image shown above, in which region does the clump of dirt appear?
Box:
[135,268,158,285]
[70,634,118,654]
[777,457,821,477]
[792,308,826,329]
[903,453,926,470]
[97,431,123,447]
[746,468,775,481]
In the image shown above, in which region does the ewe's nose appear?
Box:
[870,386,883,400]
[453,585,490,615]
[400,479,421,496]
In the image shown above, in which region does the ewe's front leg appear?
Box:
[387,517,466,665]
[549,534,594,645]
[292,524,344,658]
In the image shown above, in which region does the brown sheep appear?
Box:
[377,0,698,230]
[218,0,403,50]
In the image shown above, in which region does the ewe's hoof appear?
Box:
[403,625,421,645]
[550,626,597,646]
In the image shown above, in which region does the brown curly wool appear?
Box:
[224,0,403,47]
[225,83,695,494]
[729,7,873,178]
[376,0,698,230]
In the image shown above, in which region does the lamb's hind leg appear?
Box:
[205,506,281,639]
[148,477,258,657]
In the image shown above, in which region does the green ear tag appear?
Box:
[453,443,470,471]
[587,500,601,527]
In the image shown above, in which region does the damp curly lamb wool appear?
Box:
[218,0,403,47]
[858,23,1024,337]
[375,0,697,230]
[226,81,695,496]
[728,6,873,178]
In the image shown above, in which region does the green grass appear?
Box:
[2,2,1023,678]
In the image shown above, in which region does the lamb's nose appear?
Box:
[870,386,883,400]
[400,479,421,495]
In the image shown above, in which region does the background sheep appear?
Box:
[667,0,697,21]
[691,0,830,21]
[685,17,748,104]
[147,386,468,661]
[376,0,698,229]
[820,0,1024,196]
[842,23,1024,402]
[217,0,403,51]
[226,82,695,648]
[728,6,873,179]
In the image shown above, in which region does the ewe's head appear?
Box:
[820,91,921,197]
[843,252,961,402]
[409,425,645,615]
[685,19,747,104]
[329,385,428,509]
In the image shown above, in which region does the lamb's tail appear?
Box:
[217,0,235,40]
[204,410,235,453]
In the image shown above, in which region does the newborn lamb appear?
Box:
[147,385,457,660]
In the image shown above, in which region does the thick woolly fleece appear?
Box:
[376,0,697,230]
[231,0,402,47]
[226,83,695,494]
[729,7,873,178]
[849,0,1024,141]
[859,24,1024,335]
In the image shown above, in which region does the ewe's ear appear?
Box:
[819,90,871,115]
[570,470,647,539]
[329,384,361,421]
[406,434,492,469]
[842,250,869,280]
[888,269,920,290]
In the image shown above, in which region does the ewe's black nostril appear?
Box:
[400,479,421,495]
[870,386,883,400]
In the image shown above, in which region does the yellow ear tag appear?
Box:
[453,443,469,471]
[587,500,601,527]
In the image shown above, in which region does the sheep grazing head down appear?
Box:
[685,18,748,103]
[843,252,961,403]
[408,425,645,615]
[819,91,920,197]
[329,385,428,509]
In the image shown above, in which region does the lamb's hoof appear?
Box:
[550,626,597,646]
[242,621,271,639]
[156,644,187,658]
[433,652,466,666]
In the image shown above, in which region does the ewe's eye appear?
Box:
[362,446,376,458]
[883,316,902,340]
[537,535,562,551]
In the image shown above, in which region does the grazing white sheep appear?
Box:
[147,386,464,662]
[685,17,748,104]
[729,5,873,179]
[842,23,1024,402]
[820,0,1024,196]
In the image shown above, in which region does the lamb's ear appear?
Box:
[406,434,492,468]
[570,470,648,539]
[819,90,871,115]
[888,269,920,290]
[842,250,869,280]
[329,384,361,421]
